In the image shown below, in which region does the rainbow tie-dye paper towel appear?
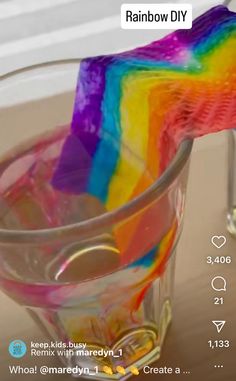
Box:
[53,6,236,211]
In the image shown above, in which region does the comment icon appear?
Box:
[211,276,227,292]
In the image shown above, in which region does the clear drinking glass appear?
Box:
[0,61,192,380]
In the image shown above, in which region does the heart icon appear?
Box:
[211,235,226,249]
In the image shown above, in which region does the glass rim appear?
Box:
[0,59,193,244]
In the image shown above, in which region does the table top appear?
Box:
[0,130,235,381]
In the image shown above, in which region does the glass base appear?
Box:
[22,251,176,381]
[69,299,172,380]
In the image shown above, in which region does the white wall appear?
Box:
[0,0,233,75]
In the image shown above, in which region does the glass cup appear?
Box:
[0,61,192,380]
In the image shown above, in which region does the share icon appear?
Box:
[212,320,226,333]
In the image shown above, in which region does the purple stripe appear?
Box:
[51,133,92,193]
[52,57,113,193]
[175,6,236,46]
[71,56,113,155]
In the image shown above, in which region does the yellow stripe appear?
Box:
[107,73,162,209]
